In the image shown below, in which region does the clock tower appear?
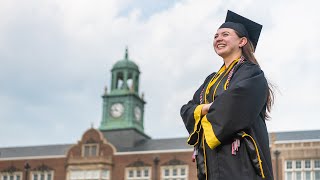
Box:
[99,48,146,136]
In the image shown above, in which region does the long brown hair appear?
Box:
[238,33,275,119]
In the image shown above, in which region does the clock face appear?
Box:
[134,106,142,121]
[110,103,124,118]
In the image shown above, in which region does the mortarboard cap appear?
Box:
[219,10,262,51]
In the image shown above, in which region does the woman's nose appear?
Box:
[214,34,222,41]
[214,36,223,43]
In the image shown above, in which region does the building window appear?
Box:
[101,170,109,180]
[306,171,312,180]
[69,170,110,180]
[31,171,53,180]
[315,160,320,169]
[0,173,22,180]
[286,172,293,180]
[125,167,151,180]
[285,159,320,180]
[82,144,99,157]
[296,171,302,180]
[287,161,293,169]
[296,161,302,169]
[161,165,188,180]
[315,171,320,180]
[306,160,312,169]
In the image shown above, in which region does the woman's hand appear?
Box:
[201,103,213,115]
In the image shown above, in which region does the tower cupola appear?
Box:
[110,48,140,95]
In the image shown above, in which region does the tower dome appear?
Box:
[112,48,139,72]
[109,48,141,95]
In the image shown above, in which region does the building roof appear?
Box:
[100,129,190,152]
[0,144,72,159]
[1,130,320,159]
[118,137,190,152]
[271,130,320,142]
[101,128,151,150]
[0,137,190,159]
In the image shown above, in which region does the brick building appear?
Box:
[270,131,320,180]
[1,49,319,180]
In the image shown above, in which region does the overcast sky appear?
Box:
[1,0,319,147]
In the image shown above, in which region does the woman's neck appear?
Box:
[223,52,242,68]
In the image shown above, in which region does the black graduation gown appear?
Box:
[180,61,274,180]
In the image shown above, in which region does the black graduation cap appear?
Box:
[219,10,262,51]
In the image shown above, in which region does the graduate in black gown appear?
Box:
[180,10,274,180]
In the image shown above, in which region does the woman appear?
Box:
[180,10,274,180]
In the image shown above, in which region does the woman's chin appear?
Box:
[216,51,227,58]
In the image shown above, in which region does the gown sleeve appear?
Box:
[180,73,215,134]
[202,62,268,149]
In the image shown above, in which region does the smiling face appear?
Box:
[213,28,247,59]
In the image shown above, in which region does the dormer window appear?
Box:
[0,173,22,180]
[82,144,99,157]
[69,170,110,180]
[160,158,188,180]
[31,171,53,180]
[0,165,23,180]
[161,165,188,180]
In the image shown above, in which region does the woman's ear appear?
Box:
[239,37,248,48]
